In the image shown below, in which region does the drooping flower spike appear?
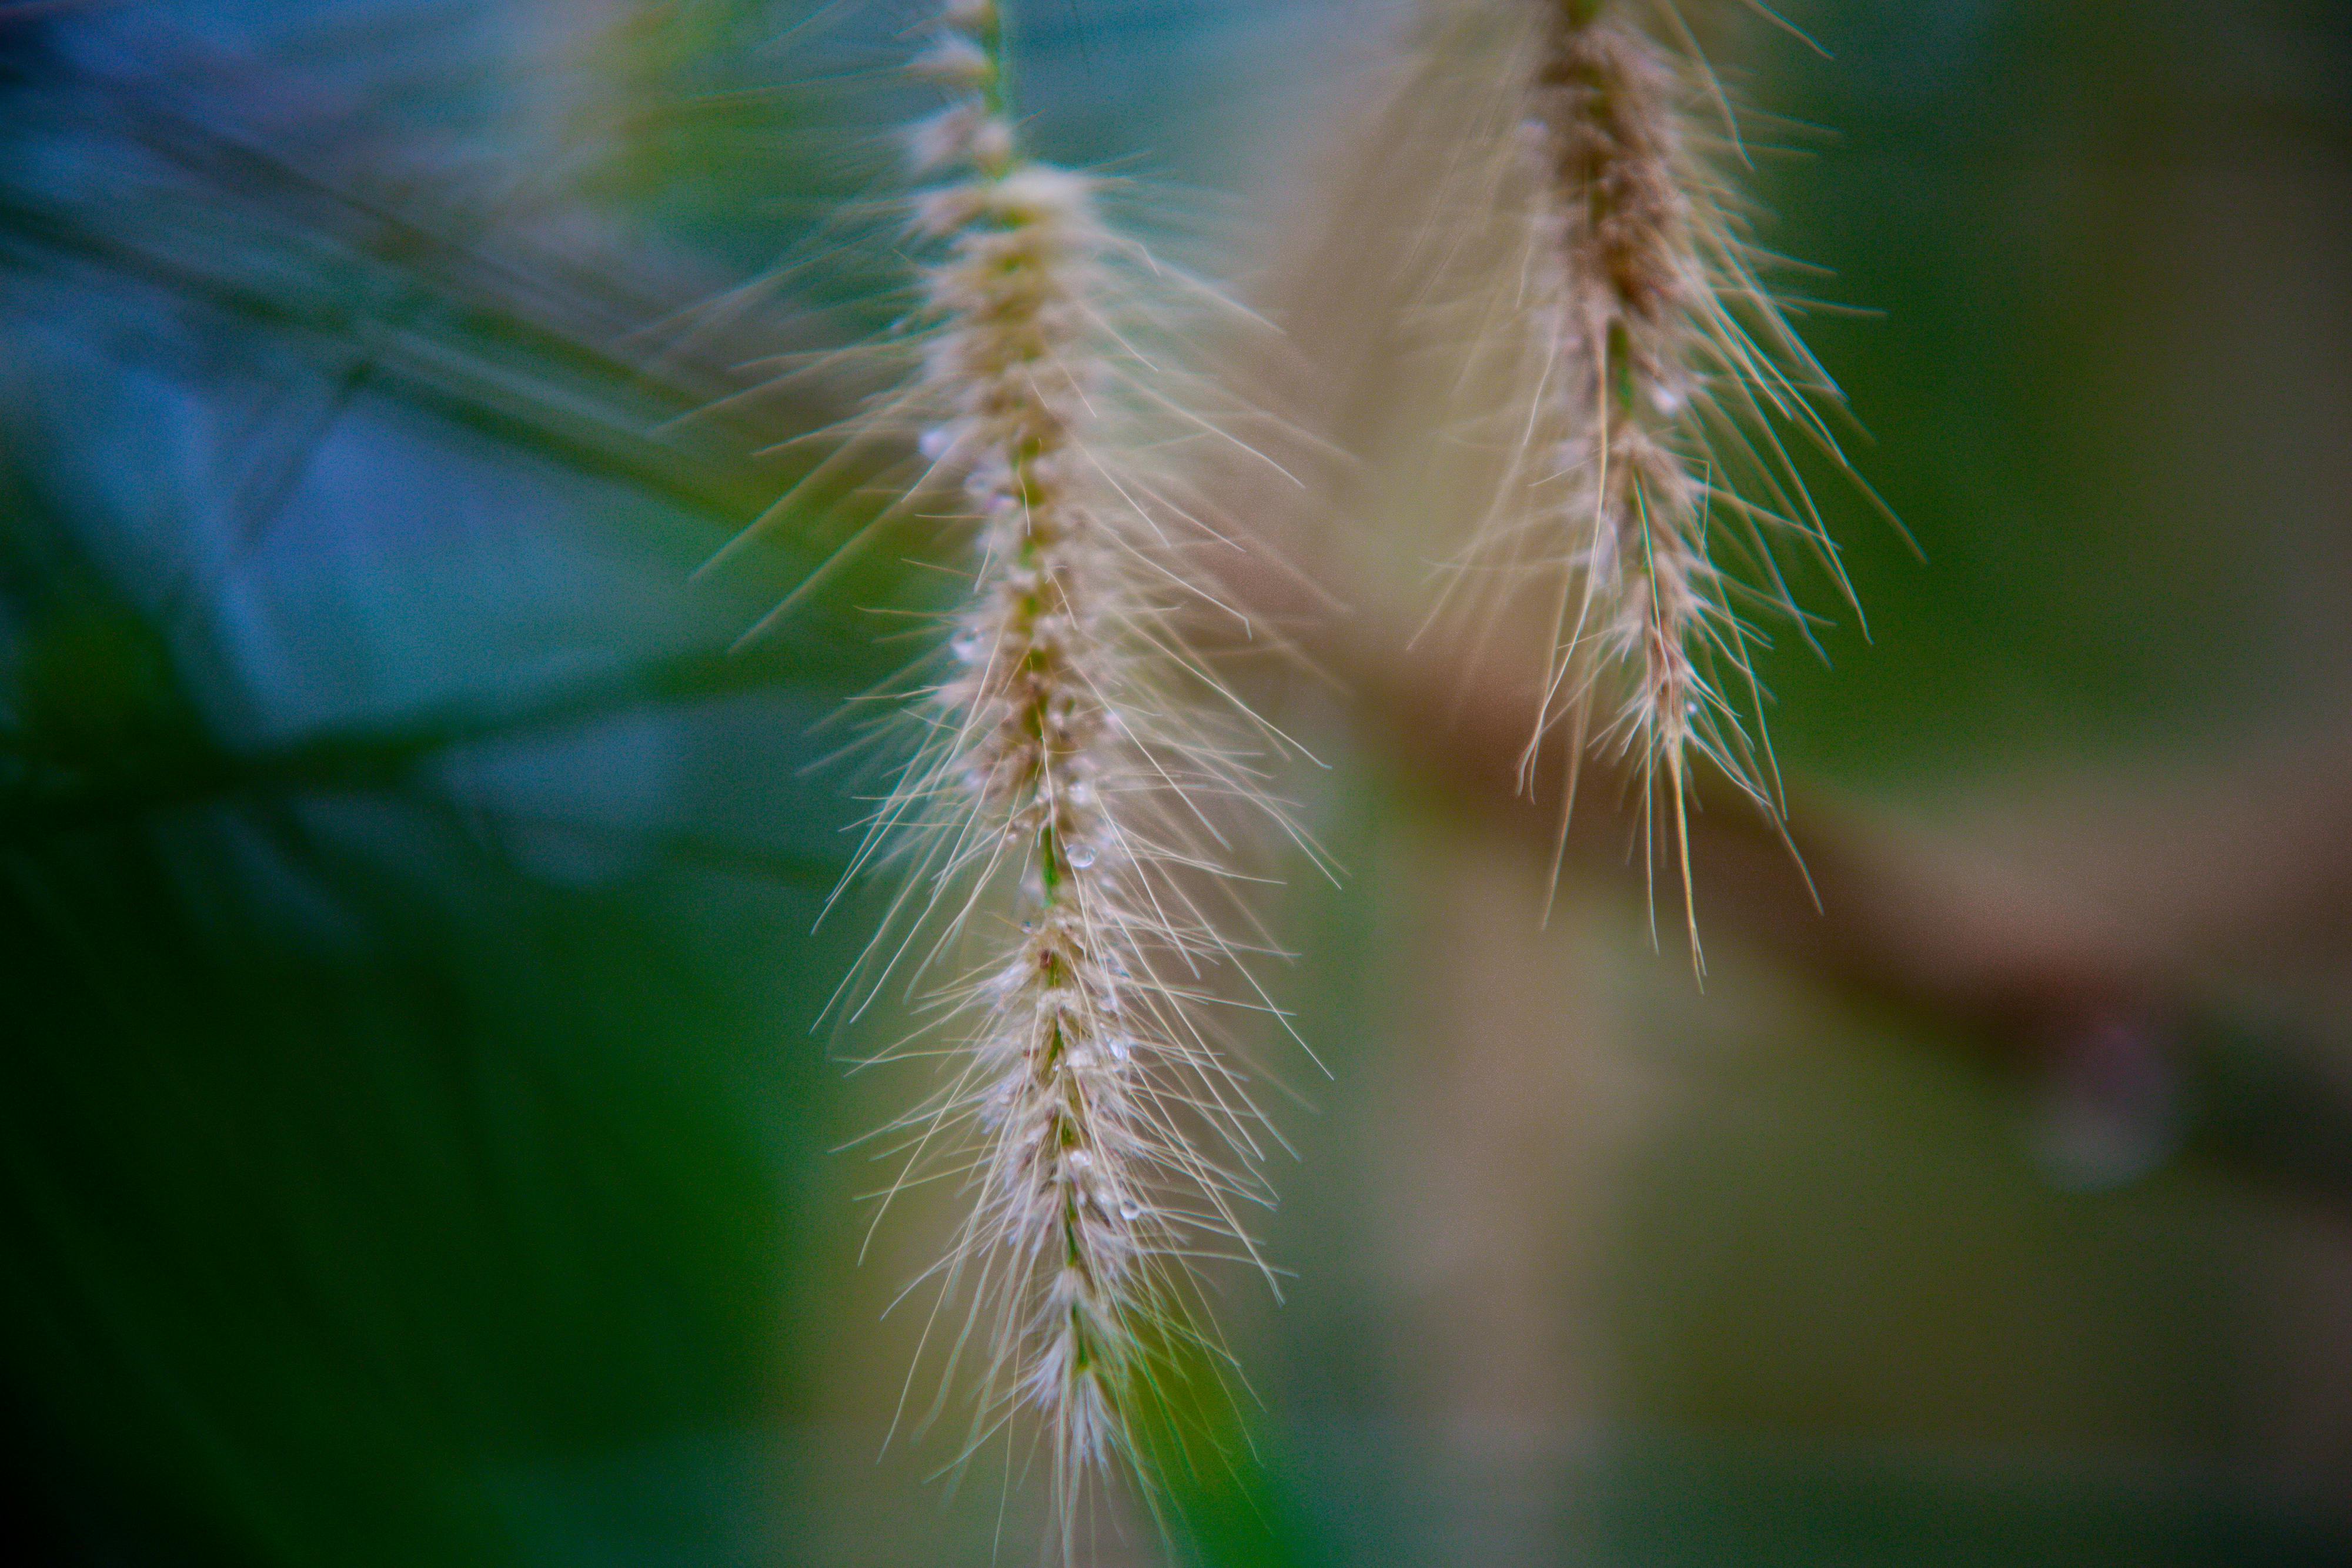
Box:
[1421,0,1891,969]
[797,1,1311,1547]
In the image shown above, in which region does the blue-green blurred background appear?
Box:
[4,1,2351,1563]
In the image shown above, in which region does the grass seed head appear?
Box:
[1409,0,1881,965]
[794,3,1307,1549]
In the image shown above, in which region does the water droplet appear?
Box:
[919,426,957,462]
[1105,1035,1132,1063]
[1118,1201,1143,1222]
[1066,1150,1093,1172]
[1065,842,1098,870]
[951,630,984,664]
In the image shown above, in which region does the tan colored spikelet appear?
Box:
[791,1,1309,1547]
[1411,0,1883,969]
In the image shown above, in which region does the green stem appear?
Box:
[977,4,1013,127]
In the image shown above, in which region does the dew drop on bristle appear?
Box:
[1065,842,1098,870]
[951,630,984,664]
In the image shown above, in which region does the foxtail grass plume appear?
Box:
[803,0,1304,1543]
[1422,0,1883,968]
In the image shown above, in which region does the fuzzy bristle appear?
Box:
[1415,0,1877,964]
[1536,5,1721,791]
[812,1,1301,1545]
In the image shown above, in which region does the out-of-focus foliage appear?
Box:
[1,2,2349,1566]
